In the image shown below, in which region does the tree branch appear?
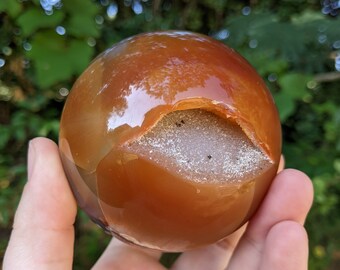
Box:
[314,72,340,83]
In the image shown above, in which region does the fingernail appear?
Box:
[27,140,36,180]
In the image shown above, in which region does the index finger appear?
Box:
[227,169,313,269]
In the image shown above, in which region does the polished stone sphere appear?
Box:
[59,31,281,251]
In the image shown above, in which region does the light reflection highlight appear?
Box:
[59,87,69,97]
[242,6,251,16]
[23,42,32,51]
[0,59,5,68]
[132,0,143,14]
[318,34,327,44]
[321,0,340,16]
[95,15,104,25]
[335,53,340,71]
[333,40,340,49]
[249,39,258,49]
[268,73,277,82]
[107,83,162,131]
[56,26,66,35]
[40,0,62,14]
[214,29,230,40]
[87,37,96,47]
[2,47,12,56]
[107,3,118,19]
[100,0,109,6]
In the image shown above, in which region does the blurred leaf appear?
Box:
[10,164,26,176]
[274,92,295,121]
[186,8,203,31]
[26,31,94,87]
[253,21,304,60]
[313,175,338,215]
[62,0,100,38]
[226,13,277,47]
[0,0,22,18]
[291,10,325,24]
[26,31,72,87]
[63,0,99,16]
[16,8,64,36]
[0,126,10,150]
[334,159,340,173]
[66,14,100,38]
[201,0,228,11]
[244,51,289,76]
[38,120,59,137]
[278,73,311,100]
[312,101,337,115]
[16,94,49,112]
[67,40,94,73]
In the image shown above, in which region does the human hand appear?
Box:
[3,138,313,270]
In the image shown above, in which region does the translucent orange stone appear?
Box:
[59,31,281,251]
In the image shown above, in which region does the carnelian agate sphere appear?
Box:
[59,31,281,251]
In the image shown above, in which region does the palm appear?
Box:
[4,138,313,270]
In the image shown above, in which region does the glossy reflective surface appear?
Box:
[59,31,281,251]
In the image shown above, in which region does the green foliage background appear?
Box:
[1,0,340,269]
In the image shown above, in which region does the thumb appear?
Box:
[3,138,77,270]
